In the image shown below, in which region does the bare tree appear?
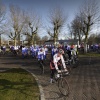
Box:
[70,15,84,44]
[67,24,73,39]
[88,33,97,45]
[47,7,67,46]
[23,11,40,46]
[95,34,100,43]
[25,32,41,46]
[78,0,100,52]
[88,33,100,45]
[0,2,6,46]
[41,35,49,44]
[8,5,26,46]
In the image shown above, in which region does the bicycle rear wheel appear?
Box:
[58,78,70,96]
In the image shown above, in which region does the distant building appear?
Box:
[44,39,79,46]
[8,40,23,46]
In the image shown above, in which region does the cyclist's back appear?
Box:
[37,48,45,61]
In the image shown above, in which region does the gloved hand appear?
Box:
[64,68,68,72]
[57,70,61,73]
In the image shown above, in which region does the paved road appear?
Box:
[0,54,100,100]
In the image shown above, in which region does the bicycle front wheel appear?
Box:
[58,78,70,96]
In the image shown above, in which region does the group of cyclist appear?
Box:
[1,44,78,84]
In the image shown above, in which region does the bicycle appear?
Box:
[54,69,70,96]
[38,60,44,74]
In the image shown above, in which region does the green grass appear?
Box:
[79,52,100,57]
[0,68,40,100]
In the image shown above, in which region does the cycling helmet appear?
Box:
[58,49,64,54]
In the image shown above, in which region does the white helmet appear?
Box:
[58,49,64,54]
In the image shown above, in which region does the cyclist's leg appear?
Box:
[50,69,56,83]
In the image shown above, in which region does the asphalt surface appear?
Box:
[0,54,100,100]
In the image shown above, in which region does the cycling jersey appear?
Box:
[37,50,44,60]
[52,47,58,56]
[71,49,77,56]
[22,47,28,57]
[22,47,26,54]
[53,53,66,70]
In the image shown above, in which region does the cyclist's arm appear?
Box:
[61,55,67,70]
[53,55,59,70]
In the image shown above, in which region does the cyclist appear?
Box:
[66,45,71,60]
[50,49,68,83]
[43,45,48,60]
[22,46,28,58]
[1,45,6,54]
[71,45,77,56]
[37,48,45,66]
[33,46,38,58]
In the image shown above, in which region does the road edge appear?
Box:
[22,68,45,100]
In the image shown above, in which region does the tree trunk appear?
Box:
[14,38,17,46]
[18,34,20,46]
[31,33,35,46]
[54,37,57,46]
[84,34,88,53]
[78,33,81,45]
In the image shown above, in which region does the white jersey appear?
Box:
[14,46,19,50]
[53,53,66,70]
[71,49,76,56]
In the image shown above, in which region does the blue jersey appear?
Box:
[51,48,58,56]
[37,51,44,60]
[22,47,28,54]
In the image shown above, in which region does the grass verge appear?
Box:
[0,68,40,100]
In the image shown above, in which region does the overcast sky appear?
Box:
[2,0,100,39]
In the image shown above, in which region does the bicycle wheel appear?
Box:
[58,78,70,96]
